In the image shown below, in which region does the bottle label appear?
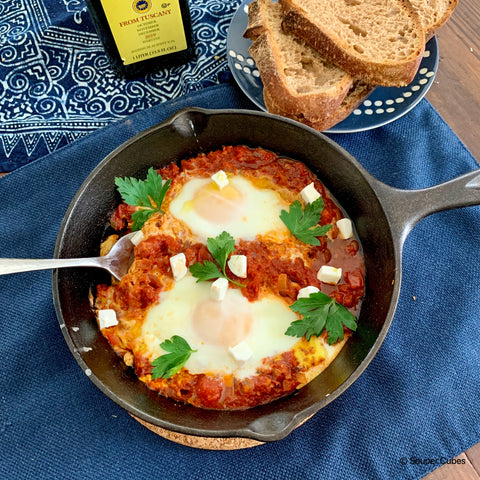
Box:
[100,0,188,65]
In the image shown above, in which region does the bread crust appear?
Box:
[428,0,458,39]
[280,0,425,87]
[249,35,353,120]
[264,81,374,132]
[245,0,353,117]
[408,0,459,41]
[243,0,265,41]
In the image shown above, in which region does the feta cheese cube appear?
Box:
[211,170,229,190]
[227,254,247,278]
[317,265,342,285]
[169,253,187,281]
[337,218,353,239]
[130,230,145,246]
[228,340,253,363]
[98,309,118,329]
[300,182,321,204]
[297,286,320,299]
[210,277,229,301]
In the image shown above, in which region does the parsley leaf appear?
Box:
[151,335,197,380]
[189,231,245,287]
[207,231,235,276]
[286,291,357,345]
[189,261,223,282]
[130,209,155,232]
[280,198,332,245]
[114,167,171,231]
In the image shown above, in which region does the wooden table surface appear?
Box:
[0,1,478,477]
[421,2,480,479]
[426,0,480,165]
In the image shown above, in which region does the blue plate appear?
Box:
[227,0,439,133]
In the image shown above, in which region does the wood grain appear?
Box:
[426,0,480,163]
[418,2,480,476]
[467,443,480,473]
[425,453,479,480]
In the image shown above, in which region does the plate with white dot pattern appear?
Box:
[227,0,439,133]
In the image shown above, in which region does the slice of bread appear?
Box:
[243,0,267,40]
[408,0,458,41]
[264,80,374,131]
[244,0,354,120]
[280,0,425,86]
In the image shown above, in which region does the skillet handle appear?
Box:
[373,168,480,246]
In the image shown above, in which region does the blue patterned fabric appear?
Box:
[0,82,479,480]
[0,0,240,171]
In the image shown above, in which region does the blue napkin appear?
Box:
[1,82,479,480]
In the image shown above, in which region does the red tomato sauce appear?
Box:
[97,145,366,410]
[144,350,301,409]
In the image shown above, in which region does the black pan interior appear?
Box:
[53,108,399,442]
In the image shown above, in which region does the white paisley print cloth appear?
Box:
[0,0,242,170]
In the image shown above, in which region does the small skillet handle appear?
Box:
[372,168,480,247]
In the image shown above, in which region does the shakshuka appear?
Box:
[93,145,365,410]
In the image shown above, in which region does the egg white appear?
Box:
[168,175,290,241]
[141,275,299,379]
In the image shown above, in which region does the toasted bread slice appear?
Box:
[264,80,374,131]
[408,0,458,41]
[243,0,267,40]
[244,0,354,120]
[280,0,425,86]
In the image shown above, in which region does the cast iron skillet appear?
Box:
[53,108,480,443]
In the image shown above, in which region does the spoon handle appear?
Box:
[0,257,100,276]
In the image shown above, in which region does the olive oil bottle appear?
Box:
[85,0,195,78]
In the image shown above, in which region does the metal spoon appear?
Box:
[0,232,136,281]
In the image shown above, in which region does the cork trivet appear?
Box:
[131,413,314,450]
[130,414,264,450]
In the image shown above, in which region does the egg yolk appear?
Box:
[193,294,253,347]
[191,182,244,223]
